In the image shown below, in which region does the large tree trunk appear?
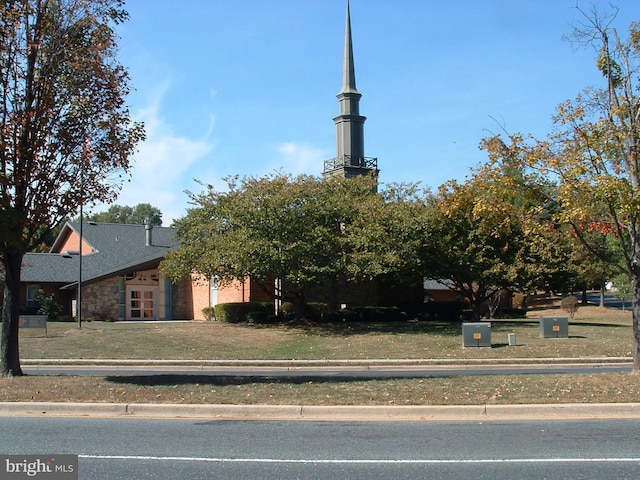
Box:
[631,265,640,373]
[1,252,24,377]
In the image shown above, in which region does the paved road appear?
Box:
[23,362,633,377]
[3,417,640,479]
[585,292,632,310]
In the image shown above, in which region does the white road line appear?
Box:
[79,455,640,464]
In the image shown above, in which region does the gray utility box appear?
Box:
[462,322,491,348]
[540,316,569,338]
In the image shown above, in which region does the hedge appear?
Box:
[213,302,273,323]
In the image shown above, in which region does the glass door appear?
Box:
[127,287,156,320]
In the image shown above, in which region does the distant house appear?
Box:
[423,279,458,303]
[20,222,212,321]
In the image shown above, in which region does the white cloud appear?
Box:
[273,142,326,177]
[92,82,215,225]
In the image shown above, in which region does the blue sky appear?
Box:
[108,0,638,224]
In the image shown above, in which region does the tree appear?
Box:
[419,177,530,320]
[162,173,360,317]
[86,203,163,225]
[417,160,584,320]
[161,173,423,318]
[0,0,145,377]
[481,9,640,370]
[612,272,632,311]
[322,180,425,291]
[571,231,622,305]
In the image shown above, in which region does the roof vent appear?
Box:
[145,223,153,247]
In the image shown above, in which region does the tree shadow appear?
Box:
[569,321,629,328]
[303,320,465,337]
[105,374,430,387]
[490,320,538,329]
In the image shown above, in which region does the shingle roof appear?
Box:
[21,222,179,286]
[423,279,454,291]
[20,253,80,283]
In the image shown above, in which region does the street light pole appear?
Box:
[77,139,89,329]
[77,202,83,329]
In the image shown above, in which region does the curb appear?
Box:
[2,402,640,421]
[21,357,633,367]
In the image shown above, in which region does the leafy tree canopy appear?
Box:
[480,8,640,369]
[1,0,145,377]
[86,203,163,226]
[161,173,426,315]
[419,173,536,320]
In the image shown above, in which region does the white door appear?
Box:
[126,287,156,320]
[210,277,218,307]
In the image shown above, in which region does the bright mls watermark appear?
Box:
[1,455,77,479]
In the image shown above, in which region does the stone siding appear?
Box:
[81,277,122,321]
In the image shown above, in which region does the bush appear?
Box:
[512,292,527,310]
[213,302,272,323]
[277,302,329,322]
[351,306,405,322]
[279,302,297,321]
[561,296,579,318]
[246,311,268,323]
[305,302,329,321]
[37,290,62,322]
[201,307,216,321]
[493,308,527,319]
[318,308,360,322]
[421,301,464,321]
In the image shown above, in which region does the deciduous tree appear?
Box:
[161,173,425,318]
[0,0,145,377]
[482,8,640,370]
[86,203,163,225]
[419,177,530,320]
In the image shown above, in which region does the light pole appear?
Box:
[77,210,83,329]
[60,249,81,327]
[76,138,91,329]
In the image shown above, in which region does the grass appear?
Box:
[2,304,638,406]
[4,373,640,406]
[16,306,635,361]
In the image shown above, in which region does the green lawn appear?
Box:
[4,305,638,406]
[18,305,633,361]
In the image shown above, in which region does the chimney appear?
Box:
[145,223,153,246]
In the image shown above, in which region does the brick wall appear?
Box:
[190,275,210,320]
[56,230,94,255]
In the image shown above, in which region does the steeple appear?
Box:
[340,0,359,96]
[323,0,378,180]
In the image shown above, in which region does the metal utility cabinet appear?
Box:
[539,316,569,338]
[462,322,492,348]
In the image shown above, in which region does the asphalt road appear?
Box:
[585,293,632,310]
[22,362,633,377]
[3,417,640,479]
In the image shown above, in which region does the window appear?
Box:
[26,285,41,308]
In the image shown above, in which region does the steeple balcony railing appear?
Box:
[323,154,378,173]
